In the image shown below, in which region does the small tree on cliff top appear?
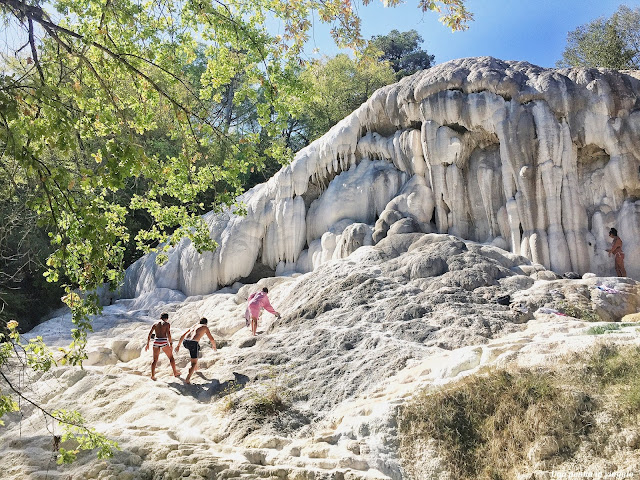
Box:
[370,29,436,79]
[558,4,640,69]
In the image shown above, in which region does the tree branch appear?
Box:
[28,17,45,83]
[1,0,223,142]
[0,367,91,433]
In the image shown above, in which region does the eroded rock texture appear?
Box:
[124,57,640,297]
[5,234,640,480]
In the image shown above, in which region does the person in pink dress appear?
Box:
[245,287,281,336]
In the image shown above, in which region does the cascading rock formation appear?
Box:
[124,57,640,298]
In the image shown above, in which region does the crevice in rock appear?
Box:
[577,144,610,165]
[238,262,276,284]
[442,196,451,216]
[444,122,469,135]
[300,182,323,210]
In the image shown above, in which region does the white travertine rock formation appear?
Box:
[4,233,640,479]
[123,57,640,298]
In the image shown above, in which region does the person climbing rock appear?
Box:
[175,317,217,384]
[245,287,281,336]
[606,227,627,277]
[145,312,181,380]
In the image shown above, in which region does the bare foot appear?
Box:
[151,376,156,381]
[174,371,181,377]
[185,379,191,384]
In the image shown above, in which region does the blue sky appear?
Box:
[304,0,640,68]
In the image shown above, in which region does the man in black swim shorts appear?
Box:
[183,337,200,359]
[175,318,217,384]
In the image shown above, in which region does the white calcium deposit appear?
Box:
[2,233,640,479]
[122,57,640,298]
[3,57,640,479]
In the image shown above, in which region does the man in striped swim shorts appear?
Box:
[145,313,181,380]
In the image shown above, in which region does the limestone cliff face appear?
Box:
[123,57,640,297]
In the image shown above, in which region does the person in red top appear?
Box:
[607,227,627,277]
[245,287,281,336]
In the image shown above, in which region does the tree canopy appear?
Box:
[557,4,640,69]
[370,29,435,79]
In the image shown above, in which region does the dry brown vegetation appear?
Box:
[399,343,640,479]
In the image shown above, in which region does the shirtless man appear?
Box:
[175,318,217,384]
[607,227,627,277]
[145,312,181,380]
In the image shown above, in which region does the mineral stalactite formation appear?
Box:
[124,57,640,297]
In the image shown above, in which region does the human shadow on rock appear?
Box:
[169,372,250,402]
